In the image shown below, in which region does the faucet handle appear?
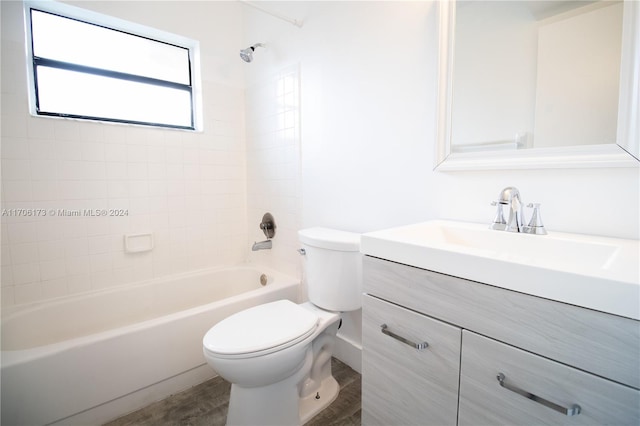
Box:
[524,203,547,235]
[489,200,507,230]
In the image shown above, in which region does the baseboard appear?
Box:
[333,332,362,374]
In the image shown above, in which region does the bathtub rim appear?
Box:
[2,263,287,318]
[1,263,300,367]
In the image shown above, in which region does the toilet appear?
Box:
[202,228,362,426]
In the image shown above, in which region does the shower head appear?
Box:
[240,43,265,63]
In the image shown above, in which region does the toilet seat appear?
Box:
[203,300,318,359]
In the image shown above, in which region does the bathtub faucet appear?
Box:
[253,212,275,250]
[252,239,272,251]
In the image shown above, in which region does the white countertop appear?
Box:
[361,220,640,320]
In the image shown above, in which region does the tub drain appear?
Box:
[260,274,268,286]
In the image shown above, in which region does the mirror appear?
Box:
[435,0,639,170]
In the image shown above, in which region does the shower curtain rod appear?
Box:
[238,1,304,28]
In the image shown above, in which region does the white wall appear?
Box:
[242,1,440,234]
[242,0,639,237]
[1,1,249,306]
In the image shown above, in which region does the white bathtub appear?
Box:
[1,265,300,426]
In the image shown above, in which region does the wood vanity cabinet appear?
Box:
[361,255,640,426]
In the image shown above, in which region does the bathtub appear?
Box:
[1,265,300,426]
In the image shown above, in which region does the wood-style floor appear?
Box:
[104,358,361,426]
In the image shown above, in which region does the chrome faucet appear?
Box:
[490,187,546,234]
[252,239,272,251]
[252,212,276,250]
[498,186,524,232]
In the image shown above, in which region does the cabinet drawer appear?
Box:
[459,331,640,425]
[361,295,461,426]
[364,256,640,389]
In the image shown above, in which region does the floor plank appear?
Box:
[105,358,361,426]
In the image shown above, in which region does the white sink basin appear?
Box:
[361,220,640,320]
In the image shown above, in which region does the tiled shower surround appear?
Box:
[1,88,246,306]
[0,2,301,307]
[245,65,302,278]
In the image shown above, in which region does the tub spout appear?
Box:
[252,239,272,251]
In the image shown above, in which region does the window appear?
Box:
[24,1,201,130]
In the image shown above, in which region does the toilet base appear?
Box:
[226,371,301,426]
[226,374,339,426]
[224,352,340,426]
[299,375,339,424]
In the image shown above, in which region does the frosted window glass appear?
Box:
[26,5,197,129]
[37,67,192,128]
[31,10,190,85]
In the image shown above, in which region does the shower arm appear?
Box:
[238,0,304,28]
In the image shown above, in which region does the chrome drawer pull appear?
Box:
[497,373,581,416]
[380,324,429,350]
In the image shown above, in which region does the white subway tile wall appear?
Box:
[246,65,302,278]
[1,2,309,307]
[1,40,248,306]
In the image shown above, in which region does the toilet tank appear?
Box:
[298,228,362,312]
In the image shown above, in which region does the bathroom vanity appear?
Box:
[360,221,640,425]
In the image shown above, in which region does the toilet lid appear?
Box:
[203,300,318,356]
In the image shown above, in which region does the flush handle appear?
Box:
[380,324,429,350]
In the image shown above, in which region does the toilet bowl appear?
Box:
[203,301,341,425]
[202,228,361,425]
